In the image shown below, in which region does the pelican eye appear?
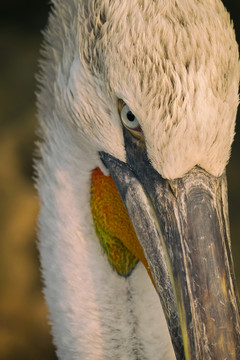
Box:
[118,100,143,139]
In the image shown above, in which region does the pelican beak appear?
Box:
[100,132,240,360]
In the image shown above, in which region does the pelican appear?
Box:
[36,0,240,359]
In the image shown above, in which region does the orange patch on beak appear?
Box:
[91,167,154,285]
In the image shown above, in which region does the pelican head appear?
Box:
[37,0,240,359]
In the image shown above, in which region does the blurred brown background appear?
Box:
[0,1,239,359]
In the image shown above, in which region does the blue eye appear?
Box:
[120,104,140,130]
[118,100,144,139]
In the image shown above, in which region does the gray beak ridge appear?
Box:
[100,149,240,360]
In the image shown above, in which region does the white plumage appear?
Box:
[36,0,240,359]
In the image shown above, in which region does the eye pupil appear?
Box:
[119,101,143,138]
[127,111,135,122]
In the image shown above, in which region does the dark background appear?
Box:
[0,1,239,359]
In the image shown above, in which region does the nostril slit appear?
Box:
[168,181,178,198]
